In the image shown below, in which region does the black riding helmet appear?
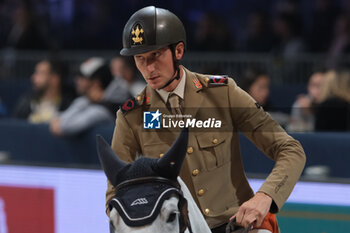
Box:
[120,6,187,89]
[120,6,186,56]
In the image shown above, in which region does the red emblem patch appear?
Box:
[193,77,203,89]
[121,97,139,113]
[213,77,226,83]
[122,100,134,111]
[208,76,228,86]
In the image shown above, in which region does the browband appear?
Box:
[115,176,181,192]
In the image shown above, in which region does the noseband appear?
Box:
[109,177,193,233]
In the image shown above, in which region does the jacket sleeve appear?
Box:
[228,78,306,212]
[105,109,141,215]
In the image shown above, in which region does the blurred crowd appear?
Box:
[236,66,350,132]
[0,0,350,59]
[0,55,145,136]
[0,0,350,134]
[1,56,350,133]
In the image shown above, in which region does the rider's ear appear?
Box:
[175,42,185,60]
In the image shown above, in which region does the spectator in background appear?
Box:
[5,1,47,50]
[50,63,116,137]
[240,67,290,126]
[74,58,101,97]
[49,57,103,135]
[272,12,306,83]
[314,69,350,131]
[105,55,145,102]
[13,58,75,123]
[288,70,326,132]
[242,11,274,52]
[308,0,339,52]
[72,57,106,101]
[326,14,350,68]
[240,67,272,110]
[193,12,234,51]
[272,12,305,58]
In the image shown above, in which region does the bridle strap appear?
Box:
[115,176,181,192]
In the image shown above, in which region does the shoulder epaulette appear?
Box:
[205,76,228,86]
[120,97,140,114]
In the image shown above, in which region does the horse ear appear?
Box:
[96,135,127,186]
[157,128,189,179]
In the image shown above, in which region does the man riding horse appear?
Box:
[105,6,306,233]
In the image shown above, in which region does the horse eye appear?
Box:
[166,211,179,223]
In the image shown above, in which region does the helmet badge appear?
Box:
[131,24,144,45]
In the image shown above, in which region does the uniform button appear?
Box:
[212,138,218,144]
[159,153,164,158]
[187,147,194,154]
[204,208,210,215]
[192,169,199,176]
[198,189,205,196]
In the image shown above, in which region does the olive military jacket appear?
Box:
[106,67,306,228]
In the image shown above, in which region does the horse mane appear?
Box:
[177,177,211,233]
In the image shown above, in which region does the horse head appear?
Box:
[97,128,207,233]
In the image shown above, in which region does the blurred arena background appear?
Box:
[1,0,350,232]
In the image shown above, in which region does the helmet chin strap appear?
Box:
[158,44,181,90]
[158,66,180,90]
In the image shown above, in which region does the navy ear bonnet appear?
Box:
[116,157,159,184]
[109,177,184,227]
[115,156,181,185]
[108,157,187,227]
[97,128,190,229]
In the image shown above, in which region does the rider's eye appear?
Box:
[166,211,178,223]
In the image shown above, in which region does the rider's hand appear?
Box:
[231,192,272,229]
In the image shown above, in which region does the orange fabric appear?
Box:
[256,212,278,233]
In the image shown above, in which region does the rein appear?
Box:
[225,217,252,233]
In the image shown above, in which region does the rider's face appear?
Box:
[134,47,175,90]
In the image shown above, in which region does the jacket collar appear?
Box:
[145,67,204,118]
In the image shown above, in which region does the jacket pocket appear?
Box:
[196,132,226,170]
